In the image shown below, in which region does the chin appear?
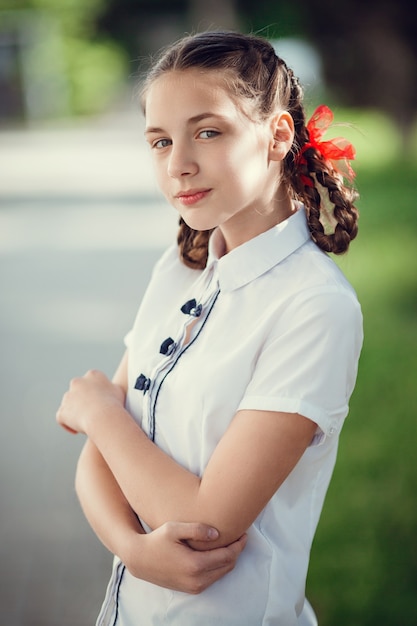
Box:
[179,213,218,232]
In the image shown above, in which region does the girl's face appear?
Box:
[144,69,292,250]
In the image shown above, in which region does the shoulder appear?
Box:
[152,244,180,274]
[281,241,360,305]
[152,244,202,284]
[142,243,204,313]
[262,241,363,342]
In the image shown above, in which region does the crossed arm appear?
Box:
[57,350,316,589]
[72,353,247,593]
[75,438,248,593]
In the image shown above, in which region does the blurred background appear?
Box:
[0,1,416,625]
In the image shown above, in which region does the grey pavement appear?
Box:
[0,109,178,625]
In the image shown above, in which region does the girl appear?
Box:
[57,31,363,625]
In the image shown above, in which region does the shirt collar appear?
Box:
[206,206,311,292]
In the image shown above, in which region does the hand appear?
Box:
[56,370,125,435]
[124,521,247,594]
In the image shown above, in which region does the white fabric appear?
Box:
[96,207,363,625]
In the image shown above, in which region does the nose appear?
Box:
[167,142,198,179]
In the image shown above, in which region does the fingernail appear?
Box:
[208,528,219,539]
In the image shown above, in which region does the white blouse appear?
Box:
[97,207,363,626]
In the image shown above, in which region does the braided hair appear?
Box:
[140,31,359,269]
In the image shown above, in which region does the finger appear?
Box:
[56,408,78,434]
[228,533,248,554]
[166,521,220,543]
[56,399,77,434]
[195,533,248,574]
[85,369,108,382]
[192,547,242,591]
[220,533,247,564]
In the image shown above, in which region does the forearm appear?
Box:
[59,370,316,551]
[86,404,205,541]
[75,438,246,592]
[75,438,145,560]
[58,359,248,587]
[85,399,315,550]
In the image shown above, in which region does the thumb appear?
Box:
[167,521,219,542]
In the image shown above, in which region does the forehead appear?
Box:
[144,69,243,124]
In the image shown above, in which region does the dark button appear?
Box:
[181,298,202,317]
[134,374,151,393]
[160,337,176,356]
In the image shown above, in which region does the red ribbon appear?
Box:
[298,104,356,182]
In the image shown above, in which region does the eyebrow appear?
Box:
[145,112,227,135]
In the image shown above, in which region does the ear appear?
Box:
[269,111,294,162]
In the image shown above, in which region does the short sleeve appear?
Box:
[238,287,363,445]
[122,244,181,351]
[124,329,133,349]
[122,243,202,352]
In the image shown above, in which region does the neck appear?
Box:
[219,191,295,253]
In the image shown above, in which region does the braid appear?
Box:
[280,67,359,255]
[290,143,359,255]
[177,219,213,269]
[143,31,359,268]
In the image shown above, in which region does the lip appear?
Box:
[175,188,212,206]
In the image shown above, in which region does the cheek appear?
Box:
[223,154,265,195]
[214,151,245,186]
[153,161,169,191]
[226,138,266,175]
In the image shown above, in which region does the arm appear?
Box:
[73,353,247,591]
[58,368,317,550]
[61,288,359,552]
[74,353,139,558]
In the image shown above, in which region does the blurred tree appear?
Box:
[238,0,302,39]
[96,0,186,62]
[299,0,417,155]
[100,0,416,153]
[0,0,128,117]
[97,0,239,60]
[188,0,240,31]
[0,0,106,35]
[239,0,415,153]
[4,0,413,138]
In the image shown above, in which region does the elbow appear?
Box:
[74,452,85,502]
[187,491,250,550]
[187,524,247,552]
[74,439,95,503]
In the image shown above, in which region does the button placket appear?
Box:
[180,298,203,317]
[159,337,177,356]
[137,263,220,442]
[134,373,151,393]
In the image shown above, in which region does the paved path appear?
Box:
[0,111,177,625]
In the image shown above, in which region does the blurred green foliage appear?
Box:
[6,0,105,32]
[0,0,129,115]
[239,0,303,39]
[63,36,127,114]
[306,110,417,625]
